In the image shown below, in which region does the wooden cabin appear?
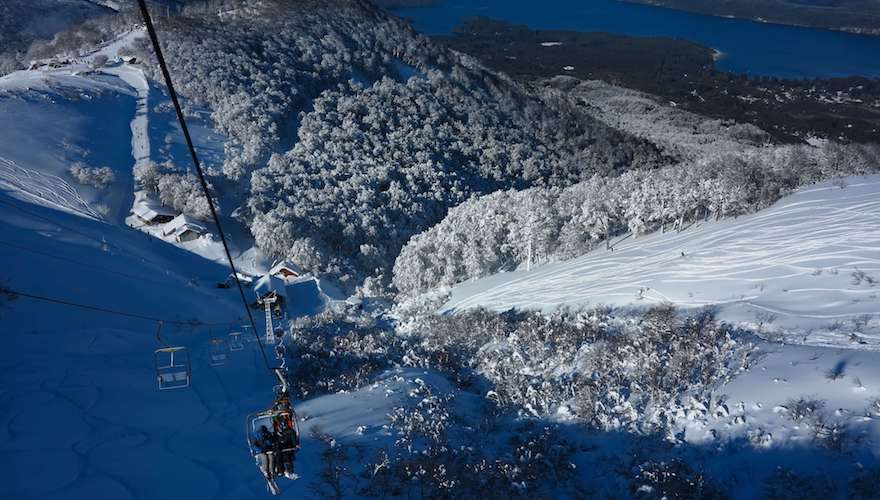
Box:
[269,260,302,284]
[133,200,175,225]
[162,214,207,243]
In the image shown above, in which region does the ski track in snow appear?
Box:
[444,177,880,344]
[0,156,103,220]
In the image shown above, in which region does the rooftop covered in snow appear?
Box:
[132,198,175,223]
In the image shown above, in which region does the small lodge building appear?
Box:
[253,274,287,318]
[162,214,207,243]
[133,199,176,225]
[269,260,302,284]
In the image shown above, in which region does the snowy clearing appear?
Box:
[444,176,880,347]
[0,31,271,278]
[0,156,104,220]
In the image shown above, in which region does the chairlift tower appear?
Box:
[261,294,277,344]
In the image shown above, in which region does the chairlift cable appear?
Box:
[1,285,238,327]
[0,239,177,287]
[0,198,118,250]
[136,0,273,374]
[133,3,301,485]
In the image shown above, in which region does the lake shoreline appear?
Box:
[390,0,880,79]
[436,17,880,144]
[617,0,880,37]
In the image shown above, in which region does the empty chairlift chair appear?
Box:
[229,331,244,351]
[209,338,228,366]
[154,347,191,390]
[241,325,255,344]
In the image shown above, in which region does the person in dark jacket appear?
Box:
[253,425,276,479]
[273,414,298,479]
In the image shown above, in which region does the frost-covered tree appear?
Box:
[69,162,115,189]
[394,142,880,295]
[135,160,216,220]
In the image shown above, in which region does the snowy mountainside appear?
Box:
[118,0,668,289]
[396,177,880,496]
[0,56,138,223]
[3,0,672,291]
[443,176,880,346]
[0,191,444,498]
[6,1,880,496]
[0,25,444,498]
[1,29,280,279]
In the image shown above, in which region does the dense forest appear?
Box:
[120,0,666,289]
[394,140,879,296]
[284,303,754,496]
[14,0,879,296]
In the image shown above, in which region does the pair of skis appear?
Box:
[263,469,281,496]
[259,451,300,495]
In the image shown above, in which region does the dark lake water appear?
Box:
[392,0,880,79]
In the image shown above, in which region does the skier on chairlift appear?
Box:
[273,412,298,479]
[253,425,280,495]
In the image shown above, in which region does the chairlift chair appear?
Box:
[209,338,228,366]
[241,325,255,343]
[246,407,302,458]
[247,406,301,495]
[229,331,244,351]
[154,346,191,390]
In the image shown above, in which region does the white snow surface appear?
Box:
[0,36,373,498]
[0,192,442,498]
[0,156,105,220]
[4,24,880,498]
[436,176,880,489]
[1,30,280,279]
[444,176,880,347]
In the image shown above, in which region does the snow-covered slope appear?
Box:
[0,178,443,498]
[0,46,462,493]
[444,176,880,347]
[1,31,282,281]
[0,31,367,498]
[435,177,880,495]
[0,62,137,222]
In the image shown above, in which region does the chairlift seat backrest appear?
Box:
[229,332,244,351]
[155,347,191,390]
[209,338,228,366]
[159,371,189,384]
